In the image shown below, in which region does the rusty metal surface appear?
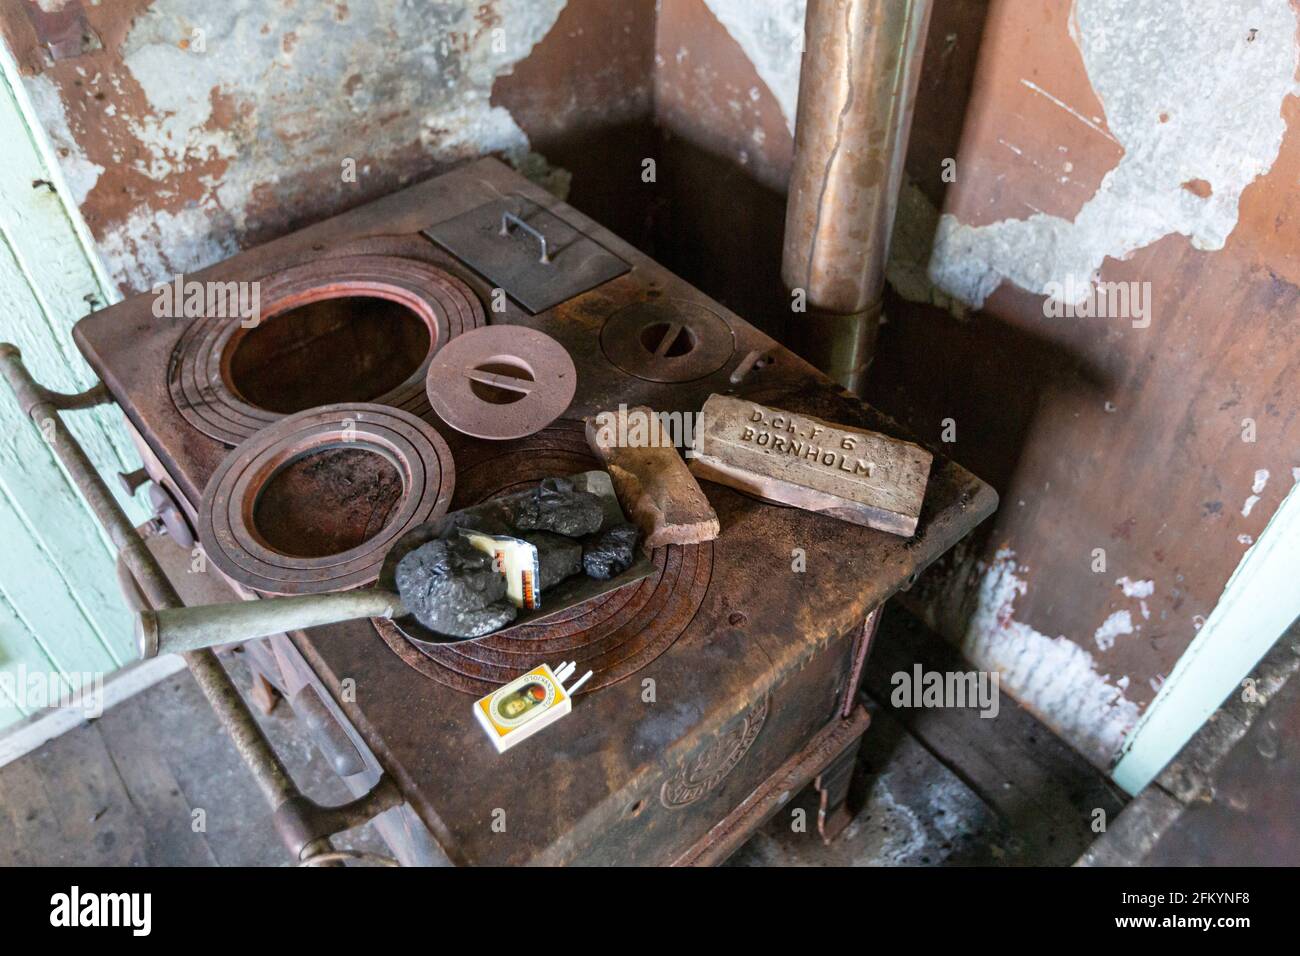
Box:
[841,606,882,719]
[781,0,932,389]
[73,158,997,865]
[170,253,484,445]
[372,422,712,695]
[673,705,871,866]
[425,197,630,314]
[198,404,454,595]
[424,325,576,440]
[600,298,736,384]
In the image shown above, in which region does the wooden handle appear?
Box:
[137,589,404,658]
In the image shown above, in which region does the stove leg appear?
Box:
[814,734,862,844]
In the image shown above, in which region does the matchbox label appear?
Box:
[476,666,566,737]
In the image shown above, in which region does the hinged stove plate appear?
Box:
[424,196,629,313]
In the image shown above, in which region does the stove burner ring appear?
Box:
[371,421,713,695]
[600,298,736,383]
[199,404,454,595]
[170,255,483,445]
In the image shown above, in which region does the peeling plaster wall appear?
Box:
[2,0,585,294]
[888,0,1300,770]
[930,0,1300,308]
[698,0,803,137]
[965,549,1139,766]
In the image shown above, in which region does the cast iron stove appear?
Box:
[72,158,996,865]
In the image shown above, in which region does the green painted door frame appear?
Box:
[0,41,144,730]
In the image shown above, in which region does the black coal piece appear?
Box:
[512,476,604,537]
[582,522,641,580]
[395,536,517,638]
[521,531,583,590]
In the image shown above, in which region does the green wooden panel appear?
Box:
[0,43,145,732]
[0,591,58,724]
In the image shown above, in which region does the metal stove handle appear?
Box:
[137,589,403,657]
[500,210,553,264]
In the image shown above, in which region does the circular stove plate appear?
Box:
[600,298,736,383]
[198,403,454,595]
[371,421,713,695]
[424,325,577,440]
[169,254,484,445]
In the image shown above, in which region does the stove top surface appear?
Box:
[75,158,996,864]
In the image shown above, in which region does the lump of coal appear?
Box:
[582,523,641,580]
[430,509,510,541]
[521,531,583,590]
[512,476,604,537]
[395,536,517,638]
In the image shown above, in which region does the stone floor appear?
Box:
[0,606,1124,866]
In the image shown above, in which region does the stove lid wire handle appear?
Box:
[500,211,552,264]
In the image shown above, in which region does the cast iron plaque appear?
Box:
[424,196,630,314]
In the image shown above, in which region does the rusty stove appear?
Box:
[10,158,994,865]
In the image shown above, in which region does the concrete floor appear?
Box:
[0,607,1122,866]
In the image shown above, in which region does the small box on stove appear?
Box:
[473,664,572,753]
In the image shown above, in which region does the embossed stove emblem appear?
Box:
[660,695,769,809]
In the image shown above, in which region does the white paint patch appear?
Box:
[23,76,103,206]
[1116,576,1153,619]
[1237,468,1268,520]
[962,548,1140,767]
[702,0,806,135]
[1115,576,1154,599]
[930,0,1300,307]
[1242,468,1270,517]
[1094,609,1134,652]
[96,205,239,298]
